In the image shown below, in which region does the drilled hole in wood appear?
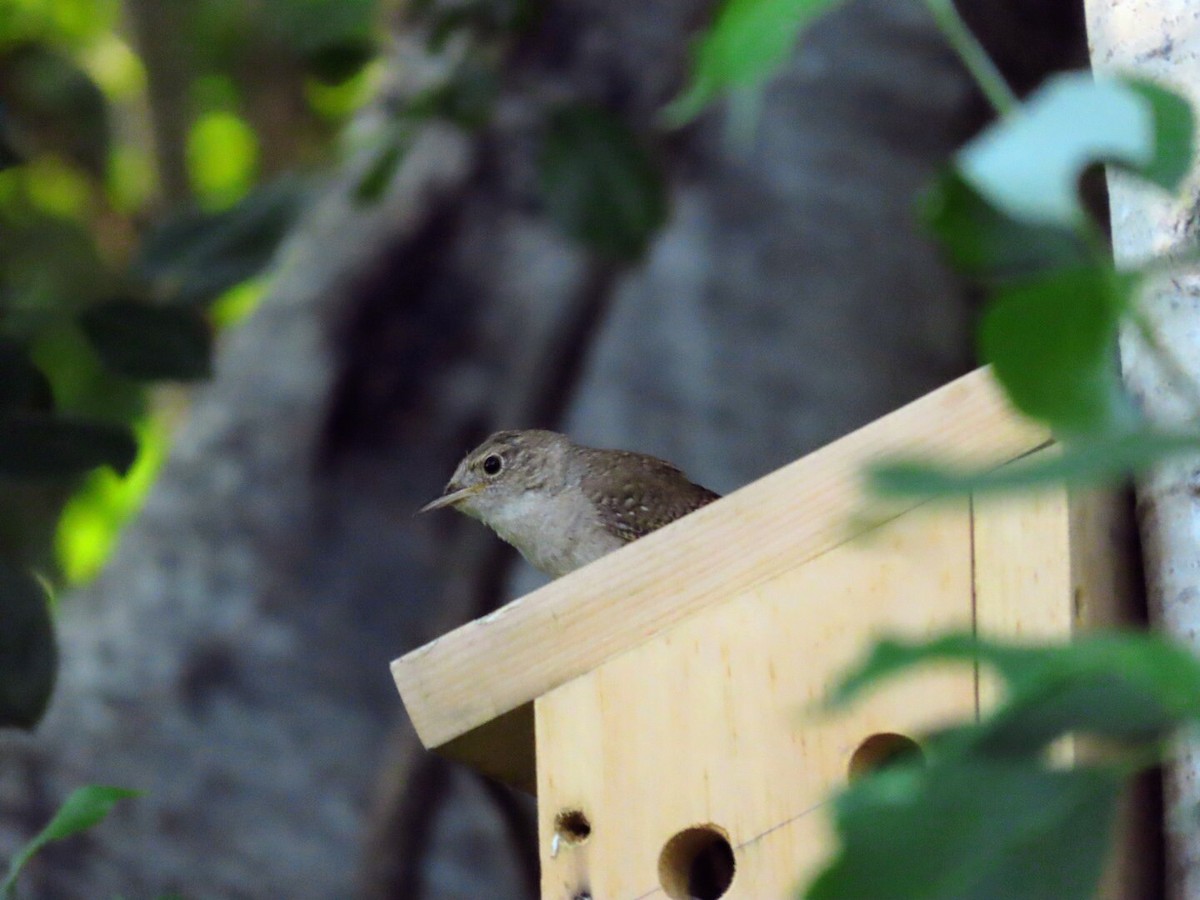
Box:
[555,809,592,845]
[848,732,925,780]
[657,824,735,900]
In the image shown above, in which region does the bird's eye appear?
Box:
[482,454,503,476]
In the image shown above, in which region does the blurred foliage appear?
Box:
[0,0,385,730]
[807,632,1200,900]
[2,784,140,898]
[539,104,669,261]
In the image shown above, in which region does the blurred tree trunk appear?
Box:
[1085,3,1200,898]
[0,1,1086,897]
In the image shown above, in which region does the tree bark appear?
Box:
[1085,4,1200,898]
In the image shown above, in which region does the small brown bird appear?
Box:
[419,430,720,577]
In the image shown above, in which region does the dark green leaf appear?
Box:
[404,62,498,129]
[958,72,1193,226]
[826,633,1200,732]
[0,103,24,170]
[80,301,212,381]
[805,761,1122,900]
[974,672,1177,756]
[304,37,375,85]
[0,412,137,479]
[0,339,52,411]
[920,171,1089,279]
[2,785,139,897]
[539,105,667,260]
[868,428,1200,497]
[354,138,407,205]
[1120,78,1193,190]
[136,179,304,306]
[0,561,55,729]
[665,0,848,125]
[980,267,1134,433]
[0,42,109,175]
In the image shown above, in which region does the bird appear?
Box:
[419,430,720,577]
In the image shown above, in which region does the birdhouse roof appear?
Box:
[391,368,1047,790]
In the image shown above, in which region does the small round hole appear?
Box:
[658,824,736,900]
[554,809,592,845]
[848,732,925,780]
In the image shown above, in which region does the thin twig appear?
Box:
[922,0,1019,116]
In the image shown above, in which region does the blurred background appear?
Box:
[0,0,1088,896]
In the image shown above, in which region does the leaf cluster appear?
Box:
[806,633,1200,900]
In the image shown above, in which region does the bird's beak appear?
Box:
[417,482,482,514]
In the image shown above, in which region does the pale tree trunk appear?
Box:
[1084,3,1200,898]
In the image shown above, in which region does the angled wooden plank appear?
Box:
[392,367,1048,766]
[536,504,976,898]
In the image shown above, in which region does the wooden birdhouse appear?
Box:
[391,368,1151,899]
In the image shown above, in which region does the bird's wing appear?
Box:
[581,450,720,543]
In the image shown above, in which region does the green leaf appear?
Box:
[0,561,55,730]
[919,171,1089,279]
[80,301,212,381]
[2,785,139,897]
[804,760,1122,900]
[304,37,375,85]
[0,412,137,479]
[0,42,109,176]
[539,105,668,260]
[404,61,498,129]
[136,179,303,306]
[826,633,1200,732]
[1125,78,1194,188]
[0,339,52,411]
[354,137,407,205]
[665,0,848,125]
[980,266,1134,433]
[868,428,1200,497]
[0,103,24,170]
[957,72,1193,226]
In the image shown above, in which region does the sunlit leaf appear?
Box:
[805,761,1121,900]
[868,428,1200,497]
[80,300,212,381]
[980,267,1134,433]
[920,171,1089,279]
[539,105,667,260]
[56,417,167,584]
[186,110,258,209]
[2,785,139,897]
[0,412,137,479]
[0,560,55,730]
[958,72,1193,226]
[665,0,848,125]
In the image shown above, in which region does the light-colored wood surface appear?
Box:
[972,476,1074,710]
[392,368,1048,778]
[536,504,977,899]
[973,462,1151,899]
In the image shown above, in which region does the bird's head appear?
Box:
[418,429,571,524]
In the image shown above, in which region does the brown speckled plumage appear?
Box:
[578,448,720,542]
[420,430,720,577]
